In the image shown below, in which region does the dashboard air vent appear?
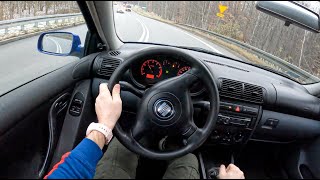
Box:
[219,78,264,104]
[243,83,264,103]
[97,58,121,77]
[220,79,243,99]
[109,50,121,56]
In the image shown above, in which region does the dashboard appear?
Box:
[129,54,204,95]
[92,43,320,145]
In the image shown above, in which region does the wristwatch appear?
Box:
[86,122,113,145]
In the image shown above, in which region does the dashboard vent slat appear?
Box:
[98,58,121,77]
[220,78,264,104]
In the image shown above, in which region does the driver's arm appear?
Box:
[44,83,122,179]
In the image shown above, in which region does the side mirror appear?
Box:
[37,32,82,57]
[256,1,320,33]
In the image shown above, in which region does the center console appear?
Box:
[195,99,261,179]
[208,99,261,145]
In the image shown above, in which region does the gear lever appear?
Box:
[207,167,220,179]
[207,153,236,179]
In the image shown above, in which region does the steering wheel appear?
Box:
[107,46,220,160]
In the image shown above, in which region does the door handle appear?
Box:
[38,93,71,178]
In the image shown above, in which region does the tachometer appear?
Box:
[177,66,191,76]
[140,59,163,79]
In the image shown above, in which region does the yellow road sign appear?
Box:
[219,4,228,14]
[217,4,228,18]
[217,13,224,18]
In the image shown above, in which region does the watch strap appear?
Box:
[86,122,113,145]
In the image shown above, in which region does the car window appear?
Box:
[0,1,88,95]
[113,1,320,84]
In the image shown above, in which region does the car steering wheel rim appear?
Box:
[107,46,219,160]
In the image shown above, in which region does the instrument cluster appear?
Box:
[130,55,204,95]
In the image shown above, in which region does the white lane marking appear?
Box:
[142,20,149,42]
[181,31,222,54]
[45,36,59,53]
[134,11,218,51]
[136,18,146,42]
[47,36,62,53]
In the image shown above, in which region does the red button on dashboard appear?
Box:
[235,107,240,112]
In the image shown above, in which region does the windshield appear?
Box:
[113,1,320,84]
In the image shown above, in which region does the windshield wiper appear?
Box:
[175,46,241,62]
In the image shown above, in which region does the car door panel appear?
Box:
[0,53,98,178]
[0,87,75,178]
[0,53,98,136]
[49,79,97,170]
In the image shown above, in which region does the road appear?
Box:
[0,10,241,95]
[0,25,87,94]
[114,11,240,59]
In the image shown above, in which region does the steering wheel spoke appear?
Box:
[181,121,198,140]
[187,67,201,76]
[119,81,144,98]
[186,128,204,145]
[130,109,156,141]
[168,67,200,94]
[193,100,210,111]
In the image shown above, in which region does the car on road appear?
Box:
[125,5,132,12]
[1,1,320,179]
[116,8,124,13]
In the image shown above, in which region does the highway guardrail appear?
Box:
[0,13,84,35]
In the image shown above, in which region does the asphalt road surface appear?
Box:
[0,10,241,95]
[114,11,240,60]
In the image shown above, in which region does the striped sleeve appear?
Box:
[44,138,103,179]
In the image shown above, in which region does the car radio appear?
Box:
[217,114,251,128]
[210,101,260,145]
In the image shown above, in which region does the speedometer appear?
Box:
[140,59,163,80]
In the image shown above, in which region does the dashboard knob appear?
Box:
[234,133,244,143]
[223,117,230,125]
[211,130,220,140]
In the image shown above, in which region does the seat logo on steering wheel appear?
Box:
[154,99,175,120]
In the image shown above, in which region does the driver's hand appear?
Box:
[95,83,122,130]
[218,164,245,179]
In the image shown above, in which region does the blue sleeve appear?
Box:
[45,138,103,179]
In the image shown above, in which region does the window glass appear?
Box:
[113,1,320,84]
[0,1,88,95]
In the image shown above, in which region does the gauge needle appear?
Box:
[148,62,153,73]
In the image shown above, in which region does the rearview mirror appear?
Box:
[37,32,82,57]
[256,1,320,33]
